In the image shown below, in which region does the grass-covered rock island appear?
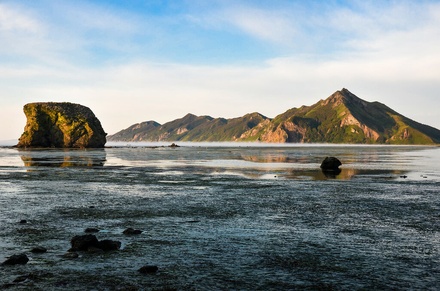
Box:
[17,102,106,148]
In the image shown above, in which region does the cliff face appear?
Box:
[107,89,440,144]
[17,102,107,148]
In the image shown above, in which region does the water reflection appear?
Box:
[19,149,106,167]
[241,154,297,163]
[321,168,342,179]
[287,168,407,180]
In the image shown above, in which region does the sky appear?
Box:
[1,0,440,140]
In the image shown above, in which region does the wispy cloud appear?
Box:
[221,6,298,45]
[0,3,42,33]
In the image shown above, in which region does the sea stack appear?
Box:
[17,102,106,148]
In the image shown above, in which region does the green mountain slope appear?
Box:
[107,120,160,141]
[107,89,440,144]
[108,112,269,142]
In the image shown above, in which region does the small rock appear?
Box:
[2,254,29,265]
[123,228,143,235]
[84,228,100,233]
[169,143,179,148]
[97,239,121,251]
[31,246,47,253]
[138,265,158,274]
[19,219,27,224]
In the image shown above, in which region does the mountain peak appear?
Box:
[322,88,367,107]
[107,89,440,144]
[333,88,356,100]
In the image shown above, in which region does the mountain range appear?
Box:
[107,88,440,144]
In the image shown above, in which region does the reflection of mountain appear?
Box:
[20,149,106,167]
[240,155,294,163]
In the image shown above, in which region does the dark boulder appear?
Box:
[320,157,342,171]
[2,253,29,265]
[138,265,159,274]
[70,234,99,251]
[123,228,143,235]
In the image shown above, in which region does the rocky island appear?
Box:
[17,102,106,148]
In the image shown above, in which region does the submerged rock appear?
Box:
[84,228,100,233]
[320,157,342,171]
[62,252,79,259]
[138,265,158,274]
[2,253,29,265]
[13,272,40,283]
[31,246,47,253]
[17,102,106,148]
[123,228,143,235]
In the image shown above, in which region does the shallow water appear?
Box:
[0,144,439,290]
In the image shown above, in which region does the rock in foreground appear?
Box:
[17,102,106,148]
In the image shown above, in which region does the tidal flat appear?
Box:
[0,143,439,290]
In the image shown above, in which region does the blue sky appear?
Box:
[1,0,440,140]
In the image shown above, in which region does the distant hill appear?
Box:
[107,89,440,144]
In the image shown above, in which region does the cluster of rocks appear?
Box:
[60,227,143,258]
[2,224,158,287]
[68,234,121,253]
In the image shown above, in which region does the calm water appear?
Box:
[0,143,439,290]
